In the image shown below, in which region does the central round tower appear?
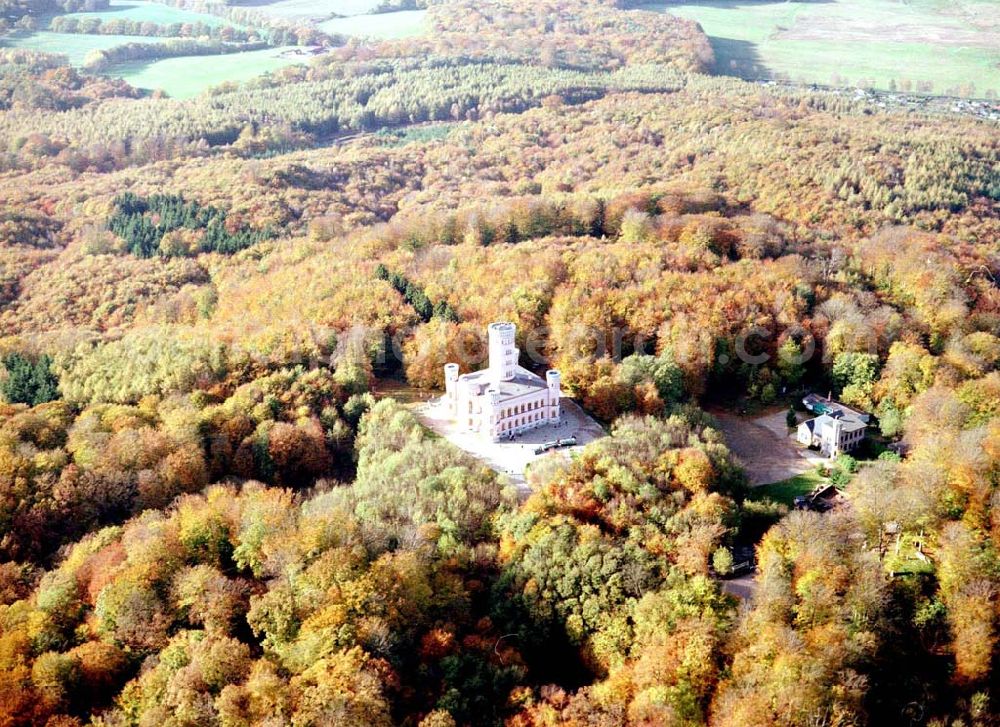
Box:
[488,322,518,382]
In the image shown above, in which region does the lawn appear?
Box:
[641,0,1000,97]
[883,532,936,576]
[748,469,826,507]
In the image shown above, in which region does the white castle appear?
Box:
[444,322,561,441]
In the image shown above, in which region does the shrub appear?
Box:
[712,547,734,576]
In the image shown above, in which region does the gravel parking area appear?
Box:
[712,408,825,486]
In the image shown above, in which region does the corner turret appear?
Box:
[444,363,459,415]
[546,369,561,421]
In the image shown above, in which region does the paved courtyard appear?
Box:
[410,395,606,495]
[712,408,827,486]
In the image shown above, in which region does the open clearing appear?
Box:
[5,0,995,98]
[1,20,315,97]
[319,10,426,39]
[1,1,232,68]
[62,0,229,27]
[642,0,1000,97]
[0,32,309,96]
[1,31,173,65]
[246,0,389,23]
[109,46,306,98]
[713,408,825,487]
[411,395,606,495]
[2,0,428,96]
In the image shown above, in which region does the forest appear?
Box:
[0,0,998,725]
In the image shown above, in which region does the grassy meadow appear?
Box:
[108,46,306,98]
[247,0,387,23]
[0,1,227,68]
[0,31,299,97]
[61,0,229,27]
[0,0,430,96]
[1,31,172,64]
[645,0,1000,97]
[319,9,426,38]
[6,0,995,99]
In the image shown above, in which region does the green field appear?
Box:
[748,470,825,506]
[1,0,428,95]
[247,0,386,23]
[62,0,227,27]
[0,31,305,97]
[110,46,306,97]
[319,9,426,38]
[0,1,232,66]
[1,31,172,64]
[643,0,1000,97]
